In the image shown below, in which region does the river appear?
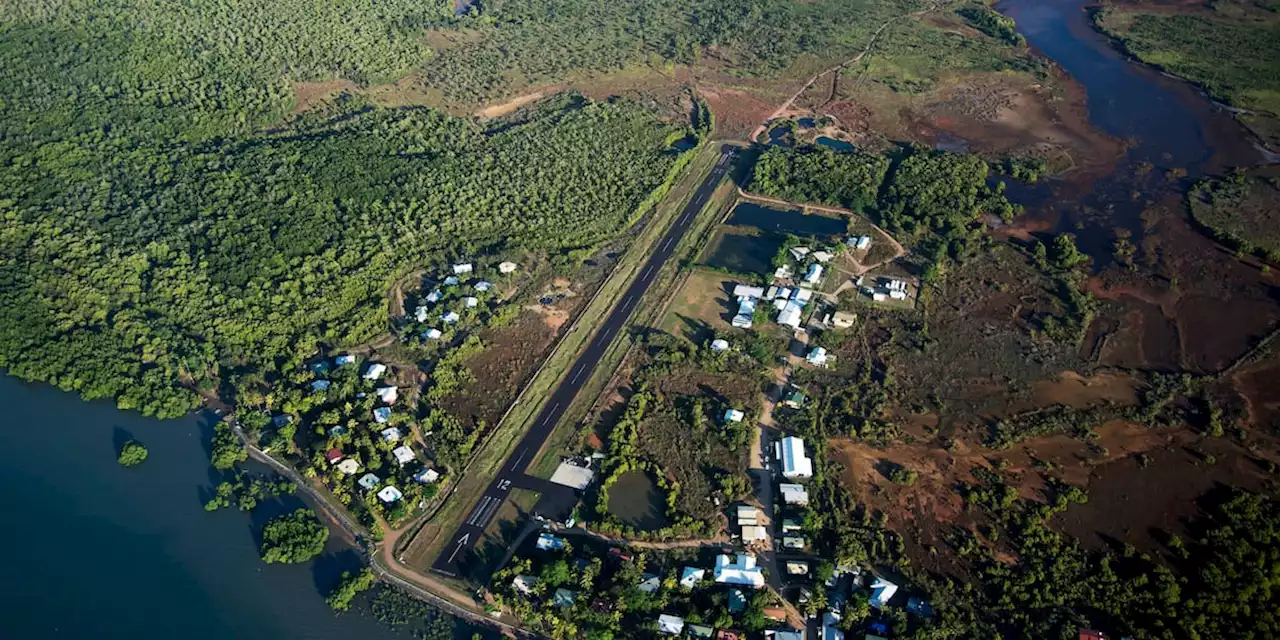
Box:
[0,375,413,639]
[0,1,1266,638]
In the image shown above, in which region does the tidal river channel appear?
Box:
[0,1,1267,637]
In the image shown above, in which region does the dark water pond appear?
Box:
[703,232,784,275]
[727,202,848,238]
[815,136,856,152]
[0,375,421,640]
[606,470,670,531]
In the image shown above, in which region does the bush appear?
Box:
[259,509,329,564]
[117,440,149,467]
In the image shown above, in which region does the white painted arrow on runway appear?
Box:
[447,533,471,564]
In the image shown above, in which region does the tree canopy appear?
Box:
[259,508,330,564]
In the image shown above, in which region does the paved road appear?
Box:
[432,145,738,577]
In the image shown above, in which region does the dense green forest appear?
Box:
[0,0,692,416]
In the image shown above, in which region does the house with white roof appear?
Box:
[422,328,443,340]
[780,483,809,505]
[363,363,387,380]
[792,287,814,304]
[774,265,793,280]
[474,281,493,292]
[443,275,459,286]
[373,407,393,424]
[357,473,381,491]
[414,306,430,322]
[806,347,829,367]
[391,446,416,466]
[723,409,745,424]
[714,554,765,588]
[536,533,566,551]
[452,263,473,275]
[732,295,758,329]
[742,525,768,542]
[679,567,705,589]
[868,576,899,608]
[498,261,518,274]
[441,311,460,324]
[376,386,398,404]
[737,505,760,525]
[777,300,804,328]
[377,486,403,503]
[733,284,765,299]
[380,427,402,443]
[425,289,443,303]
[464,296,478,308]
[413,468,440,484]
[512,575,537,595]
[710,339,730,353]
[334,354,356,366]
[777,436,813,479]
[812,250,834,263]
[657,614,685,635]
[638,574,661,594]
[336,458,361,475]
[789,247,811,261]
[804,263,824,284]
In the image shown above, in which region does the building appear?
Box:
[774,264,793,280]
[499,261,518,274]
[778,436,814,479]
[764,285,778,299]
[762,608,788,623]
[733,284,766,299]
[736,505,760,525]
[786,561,809,575]
[782,536,806,550]
[782,390,807,409]
[812,250,834,263]
[413,468,440,484]
[552,588,576,608]
[425,289,443,303]
[512,575,537,595]
[325,448,344,464]
[732,295,758,329]
[549,461,596,490]
[806,346,829,367]
[464,296,479,308]
[723,409,745,423]
[536,533,566,551]
[380,426,402,442]
[310,380,331,392]
[710,339,730,353]
[474,281,493,292]
[822,612,845,640]
[780,483,809,505]
[657,614,685,635]
[375,410,391,426]
[376,386,398,404]
[792,287,814,304]
[336,458,361,475]
[391,445,416,466]
[679,567,706,589]
[1079,631,1106,640]
[377,485,403,503]
[688,624,715,639]
[832,311,857,329]
[868,576,898,608]
[415,305,430,322]
[777,300,804,328]
[334,354,356,366]
[357,473,381,491]
[638,574,661,594]
[789,247,811,261]
[309,361,331,375]
[781,518,802,533]
[742,525,768,542]
[776,287,793,300]
[765,630,805,640]
[452,262,473,275]
[422,328,443,340]
[889,289,907,300]
[804,263,824,284]
[363,363,387,380]
[441,311,460,324]
[713,554,765,588]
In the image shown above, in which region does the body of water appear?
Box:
[606,470,670,531]
[0,375,411,640]
[815,136,856,152]
[727,202,848,238]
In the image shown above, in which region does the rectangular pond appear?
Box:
[702,232,784,275]
[726,202,848,238]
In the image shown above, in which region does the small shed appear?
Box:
[710,339,730,353]
[657,614,685,635]
[498,261,518,274]
[723,408,745,423]
[464,296,479,308]
[357,473,381,491]
[391,445,416,466]
[363,363,387,380]
[553,588,577,608]
[741,525,767,542]
[380,426,402,442]
[334,354,356,366]
[679,566,705,589]
[422,328,443,340]
[441,311,460,324]
[414,468,440,484]
[325,448,344,464]
[452,263,473,275]
[376,386,399,404]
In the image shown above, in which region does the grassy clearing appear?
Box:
[1095,4,1280,116]
[660,269,740,341]
[1188,167,1280,259]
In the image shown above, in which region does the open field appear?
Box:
[660,270,740,341]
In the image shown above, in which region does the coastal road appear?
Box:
[432,145,738,577]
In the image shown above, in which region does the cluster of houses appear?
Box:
[410,260,518,341]
[858,275,911,303]
[308,354,442,507]
[729,283,814,330]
